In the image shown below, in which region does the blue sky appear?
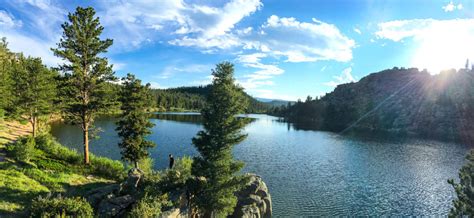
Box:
[1,0,473,100]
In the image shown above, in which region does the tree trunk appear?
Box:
[134,161,138,169]
[83,123,90,164]
[31,116,36,138]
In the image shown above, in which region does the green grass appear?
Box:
[0,134,121,216]
[0,169,49,214]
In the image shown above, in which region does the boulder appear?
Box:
[97,194,135,217]
[231,174,272,218]
[85,170,144,217]
[120,168,144,194]
[86,184,120,207]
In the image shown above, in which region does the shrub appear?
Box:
[6,136,36,162]
[35,134,81,165]
[158,157,193,193]
[448,149,474,216]
[137,157,154,176]
[128,193,170,218]
[90,154,125,180]
[30,195,93,217]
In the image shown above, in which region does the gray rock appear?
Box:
[97,194,135,217]
[86,184,120,207]
[120,168,143,194]
[231,174,272,218]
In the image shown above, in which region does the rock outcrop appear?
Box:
[85,172,272,218]
[86,169,144,217]
[232,173,272,218]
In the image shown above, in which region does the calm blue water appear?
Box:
[50,113,471,216]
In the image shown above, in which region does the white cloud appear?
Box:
[100,0,262,50]
[155,64,212,79]
[442,1,463,12]
[236,53,283,90]
[0,1,66,66]
[353,28,362,34]
[376,18,474,73]
[110,60,126,71]
[243,15,355,62]
[323,67,356,87]
[0,10,22,28]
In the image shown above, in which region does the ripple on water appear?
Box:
[50,114,472,216]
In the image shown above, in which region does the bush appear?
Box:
[90,154,125,180]
[448,149,474,216]
[137,157,154,176]
[30,195,93,217]
[35,134,81,165]
[128,193,170,218]
[158,157,193,193]
[6,136,36,162]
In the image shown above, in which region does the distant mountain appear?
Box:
[255,97,276,102]
[256,97,293,107]
[277,67,474,143]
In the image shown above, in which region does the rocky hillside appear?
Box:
[281,67,474,143]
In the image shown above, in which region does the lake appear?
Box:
[50,113,472,216]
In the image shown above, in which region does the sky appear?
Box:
[1,0,474,100]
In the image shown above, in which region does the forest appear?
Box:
[274,67,474,142]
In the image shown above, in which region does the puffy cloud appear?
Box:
[99,0,262,50]
[442,1,463,12]
[323,67,356,87]
[376,18,474,73]
[243,15,355,62]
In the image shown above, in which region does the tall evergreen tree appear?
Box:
[52,7,115,164]
[116,74,155,169]
[11,56,57,137]
[191,62,249,216]
[0,37,14,117]
[448,149,474,216]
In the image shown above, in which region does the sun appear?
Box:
[411,24,474,75]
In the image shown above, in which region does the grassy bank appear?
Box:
[0,121,124,216]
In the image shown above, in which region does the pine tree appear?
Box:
[448,149,474,216]
[52,7,115,164]
[11,56,57,137]
[116,74,155,169]
[191,62,249,216]
[0,37,14,118]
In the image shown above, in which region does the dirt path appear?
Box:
[0,121,31,162]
